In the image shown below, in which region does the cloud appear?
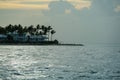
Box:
[0,2,49,10]
[67,0,91,10]
[91,0,120,13]
[0,0,92,10]
[0,0,57,10]
[44,0,75,15]
[43,0,120,43]
[115,5,120,12]
[65,9,71,14]
[0,0,55,2]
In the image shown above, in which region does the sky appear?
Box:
[0,0,120,44]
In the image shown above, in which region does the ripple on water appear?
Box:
[57,76,64,79]
[0,46,120,80]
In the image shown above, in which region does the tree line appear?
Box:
[0,24,56,41]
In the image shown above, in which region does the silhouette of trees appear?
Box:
[36,24,40,30]
[0,26,6,34]
[17,24,23,35]
[51,30,56,41]
[0,24,56,41]
[47,26,52,41]
[5,24,13,32]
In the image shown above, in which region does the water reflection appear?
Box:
[0,46,120,80]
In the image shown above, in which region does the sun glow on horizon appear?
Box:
[0,1,50,10]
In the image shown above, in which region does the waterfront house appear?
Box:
[7,31,48,42]
[29,35,48,42]
[0,34,7,42]
[0,24,57,43]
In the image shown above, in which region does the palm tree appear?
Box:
[36,24,40,33]
[0,26,6,34]
[51,30,56,41]
[41,25,45,34]
[47,26,52,41]
[23,26,28,33]
[0,24,57,42]
[28,25,34,35]
[36,24,40,30]
[41,25,45,30]
[41,25,48,35]
[5,24,13,32]
[14,25,18,30]
[17,24,23,35]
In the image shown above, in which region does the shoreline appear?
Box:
[0,43,84,46]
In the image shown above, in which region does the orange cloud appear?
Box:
[0,0,57,9]
[0,2,49,10]
[0,0,91,10]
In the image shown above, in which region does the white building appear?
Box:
[7,31,48,42]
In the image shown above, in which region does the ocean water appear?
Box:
[0,44,120,80]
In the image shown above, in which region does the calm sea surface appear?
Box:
[0,44,120,80]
